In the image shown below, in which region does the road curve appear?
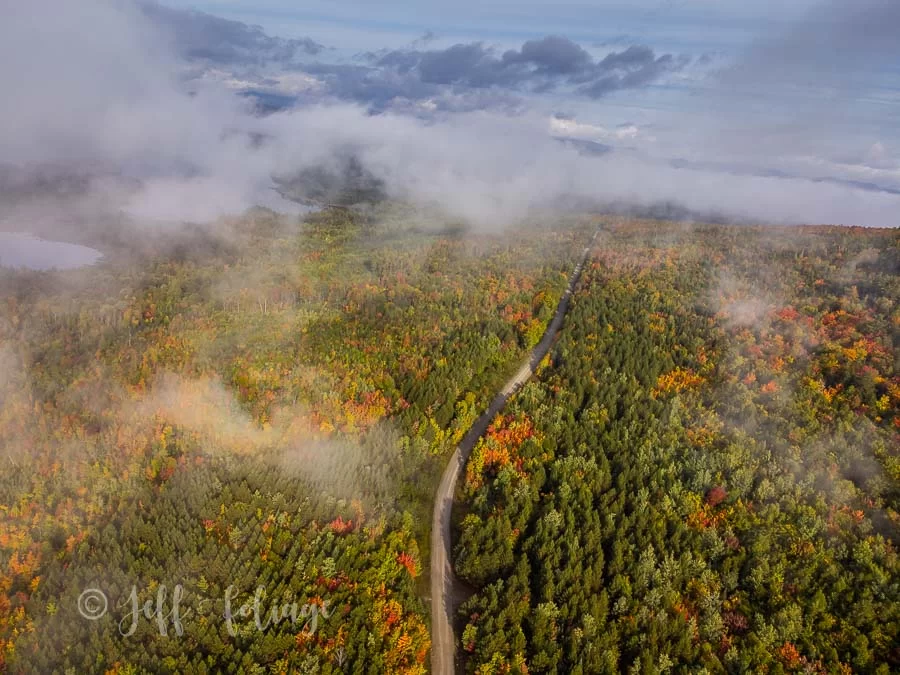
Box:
[430,231,597,675]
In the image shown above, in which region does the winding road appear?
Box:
[430,231,597,674]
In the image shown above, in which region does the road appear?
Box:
[430,231,597,674]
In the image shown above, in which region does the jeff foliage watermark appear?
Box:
[77,584,331,637]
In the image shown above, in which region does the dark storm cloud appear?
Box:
[140,1,324,66]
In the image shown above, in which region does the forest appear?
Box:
[0,208,897,673]
[0,206,586,673]
[454,223,899,673]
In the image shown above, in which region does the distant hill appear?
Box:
[277,154,387,208]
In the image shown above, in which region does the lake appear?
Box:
[0,232,103,271]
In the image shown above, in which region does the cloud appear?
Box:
[130,5,685,111]
[254,105,900,227]
[301,61,434,109]
[371,36,686,99]
[2,0,900,232]
[581,54,683,97]
[0,0,296,223]
[689,0,900,167]
[723,0,900,91]
[140,1,324,66]
[415,30,437,46]
[417,43,508,86]
[502,36,593,75]
[549,116,647,143]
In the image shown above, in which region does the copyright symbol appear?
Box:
[78,588,108,620]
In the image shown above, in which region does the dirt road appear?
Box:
[430,232,596,674]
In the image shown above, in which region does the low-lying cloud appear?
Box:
[1,0,899,231]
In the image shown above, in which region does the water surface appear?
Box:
[0,232,102,271]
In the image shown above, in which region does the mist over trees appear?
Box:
[2,207,896,671]
[454,223,899,673]
[0,207,588,672]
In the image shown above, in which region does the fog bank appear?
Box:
[2,0,899,230]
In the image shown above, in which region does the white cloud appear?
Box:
[271,72,324,95]
[2,0,899,231]
[549,117,646,143]
[549,117,611,141]
[860,142,898,170]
